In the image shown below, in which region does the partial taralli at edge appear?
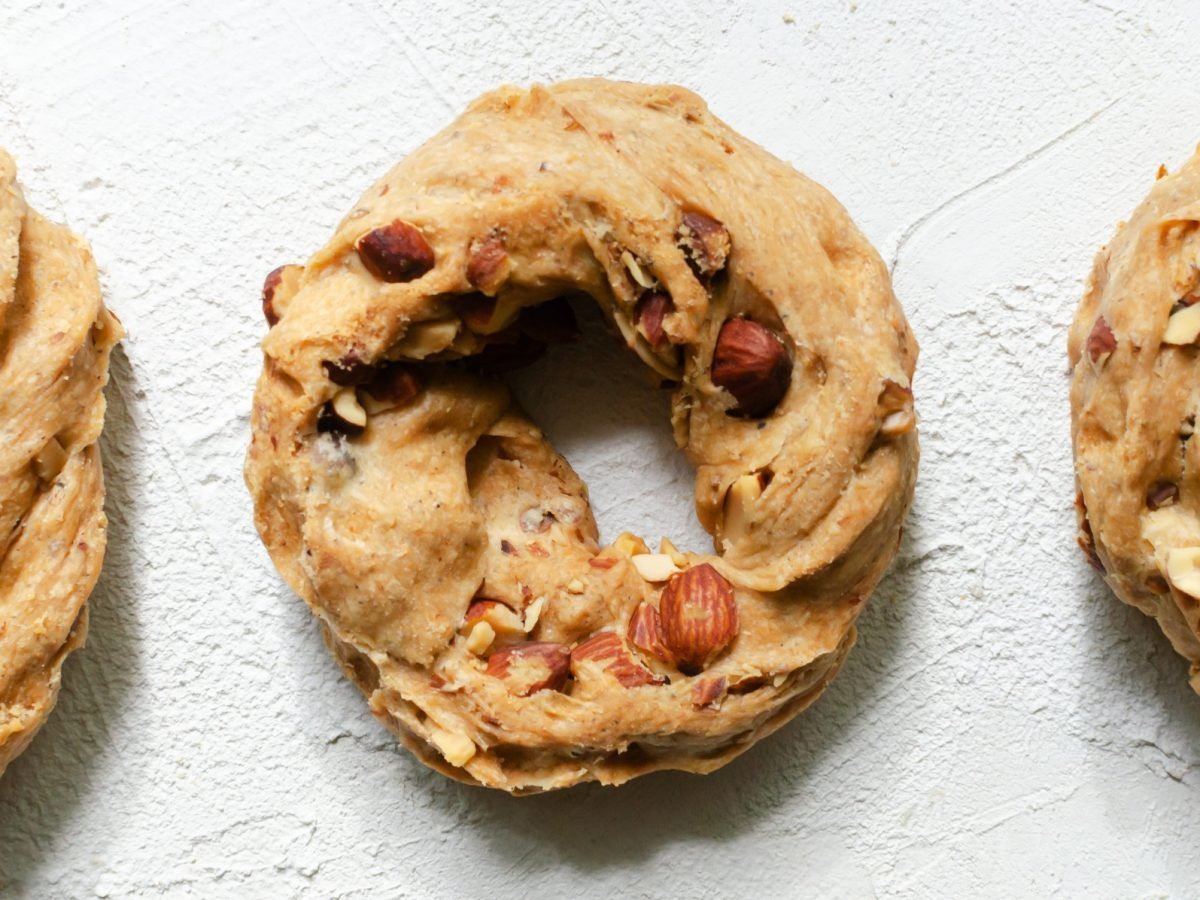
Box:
[245,80,919,792]
[0,149,123,775]
[1069,146,1200,694]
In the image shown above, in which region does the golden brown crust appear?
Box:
[1069,146,1200,693]
[246,80,918,791]
[0,150,122,775]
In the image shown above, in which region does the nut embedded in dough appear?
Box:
[1166,548,1200,601]
[355,220,435,283]
[634,291,673,349]
[658,564,738,674]
[466,233,511,295]
[1086,316,1116,369]
[486,642,571,696]
[244,80,918,791]
[1069,146,1200,691]
[710,317,793,417]
[1162,302,1200,345]
[676,211,730,278]
[571,631,667,688]
[722,472,767,547]
[631,553,680,583]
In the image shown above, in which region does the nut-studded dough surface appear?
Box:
[0,149,122,775]
[1070,148,1200,693]
[246,80,918,792]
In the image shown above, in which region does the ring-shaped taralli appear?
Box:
[0,149,122,774]
[1070,147,1200,693]
[246,80,918,792]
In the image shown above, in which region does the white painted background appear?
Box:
[0,1,1197,896]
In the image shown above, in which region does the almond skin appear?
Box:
[627,602,672,664]
[322,350,374,386]
[677,211,731,277]
[261,264,300,327]
[658,563,738,674]
[1087,316,1116,365]
[635,291,673,349]
[361,363,422,411]
[691,676,727,709]
[485,642,570,696]
[356,220,435,282]
[1146,480,1180,511]
[466,234,510,295]
[571,631,666,688]
[710,318,792,417]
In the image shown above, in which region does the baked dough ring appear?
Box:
[0,150,122,774]
[1070,147,1200,693]
[246,80,918,791]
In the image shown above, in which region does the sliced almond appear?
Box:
[631,553,680,583]
[1163,303,1200,345]
[723,473,765,546]
[522,597,546,632]
[565,579,585,595]
[880,409,916,437]
[429,727,476,767]
[464,599,525,638]
[613,532,650,557]
[332,388,368,428]
[621,250,657,290]
[1165,547,1200,598]
[460,294,523,335]
[393,318,459,359]
[659,536,687,567]
[33,437,67,482]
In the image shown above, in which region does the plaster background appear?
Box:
[1,1,1198,896]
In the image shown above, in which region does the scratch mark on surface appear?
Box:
[889,97,1122,276]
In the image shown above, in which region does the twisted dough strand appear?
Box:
[247,81,917,791]
[0,149,122,775]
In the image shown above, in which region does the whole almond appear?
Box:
[485,642,570,696]
[571,631,666,688]
[658,563,738,674]
[710,317,792,417]
[356,220,435,283]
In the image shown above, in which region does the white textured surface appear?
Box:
[1,1,1198,896]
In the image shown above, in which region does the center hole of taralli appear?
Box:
[506,299,711,553]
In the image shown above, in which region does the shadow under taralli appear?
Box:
[0,347,143,891]
[1075,552,1200,745]
[392,519,921,874]
[386,305,926,869]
